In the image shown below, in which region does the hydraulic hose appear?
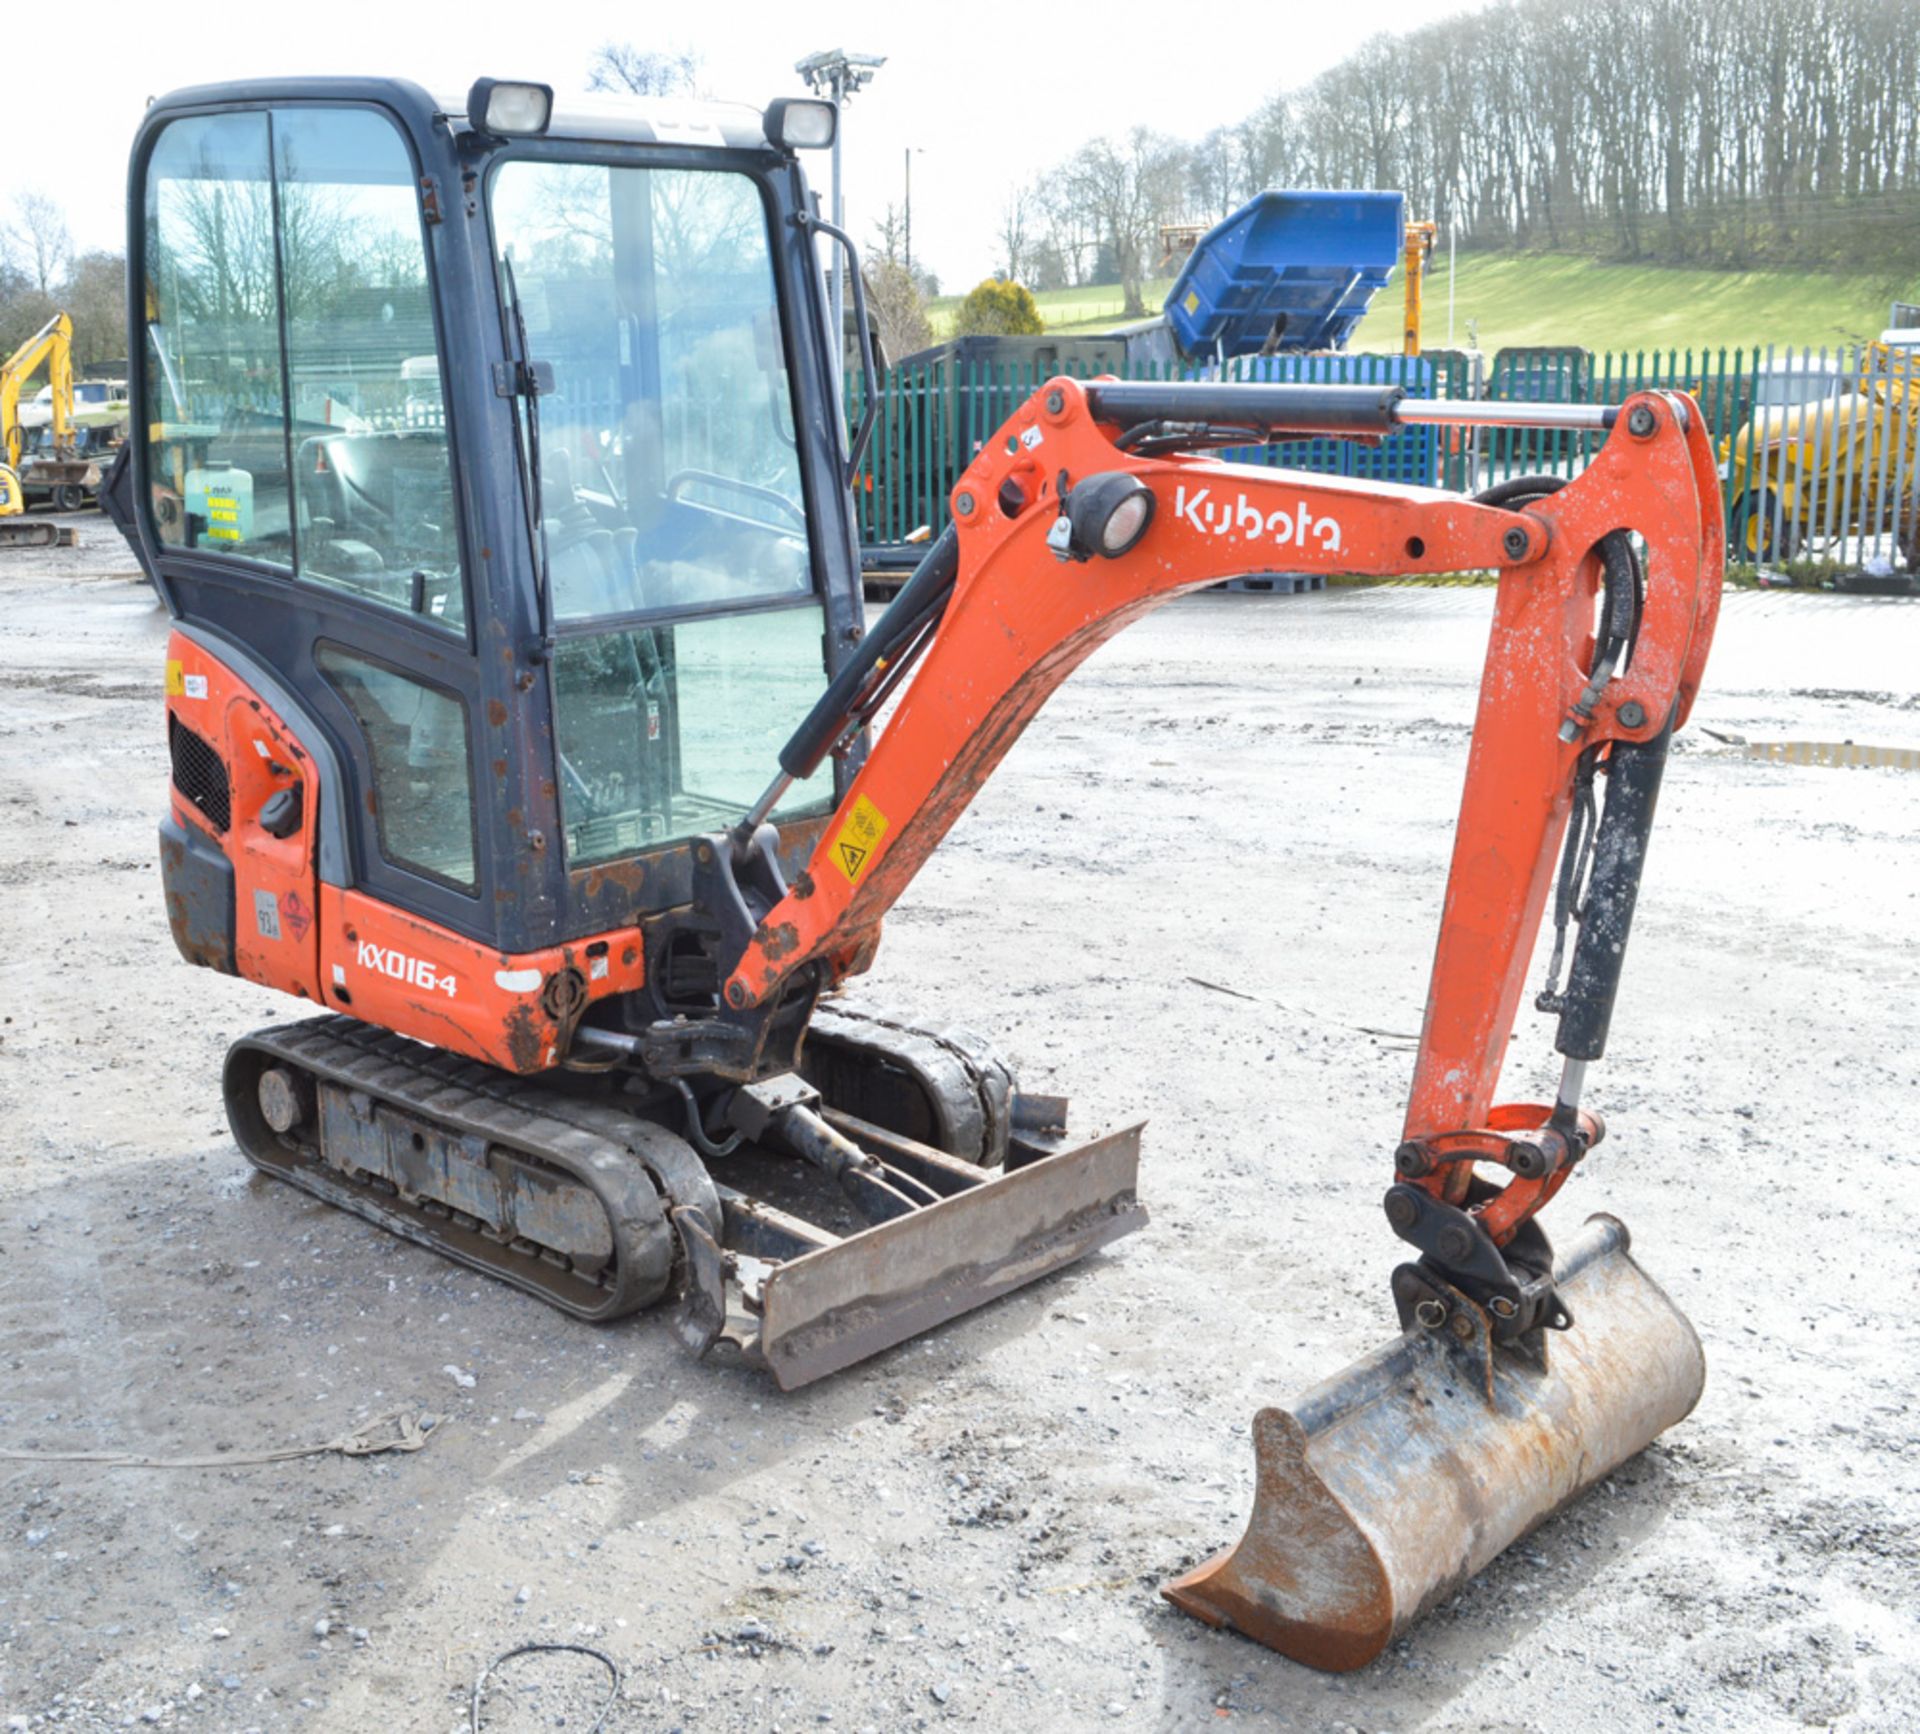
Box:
[1474,475,1641,691]
[1554,712,1674,1061]
[1470,480,1662,1069]
[778,525,960,780]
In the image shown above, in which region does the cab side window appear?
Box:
[144,114,293,566]
[275,109,463,625]
[143,106,466,629]
[316,645,477,891]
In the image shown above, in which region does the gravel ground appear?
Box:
[2,515,1918,1732]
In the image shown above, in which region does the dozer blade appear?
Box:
[739,1125,1146,1390]
[1162,1214,1704,1671]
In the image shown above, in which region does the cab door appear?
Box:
[137,97,502,1014]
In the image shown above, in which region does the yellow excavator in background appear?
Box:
[1,311,93,547]
[1401,220,1438,357]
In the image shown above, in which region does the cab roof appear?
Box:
[144,76,779,154]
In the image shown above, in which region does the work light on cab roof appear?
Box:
[465,78,552,137]
[764,98,836,151]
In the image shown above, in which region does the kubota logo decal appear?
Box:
[356,941,457,997]
[1173,485,1344,553]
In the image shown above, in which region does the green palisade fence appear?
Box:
[848,341,1919,576]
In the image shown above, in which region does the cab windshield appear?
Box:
[491,157,833,863]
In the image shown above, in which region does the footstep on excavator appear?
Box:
[115,75,1719,1669]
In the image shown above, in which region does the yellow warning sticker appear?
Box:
[165,659,184,697]
[1184,290,1201,315]
[829,794,889,884]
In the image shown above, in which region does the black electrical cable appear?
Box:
[471,1642,620,1734]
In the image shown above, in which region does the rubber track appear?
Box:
[226,1016,695,1322]
[806,1002,1014,1165]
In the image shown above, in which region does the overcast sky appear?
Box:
[22,0,1473,287]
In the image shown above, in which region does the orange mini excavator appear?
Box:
[120,77,1718,1669]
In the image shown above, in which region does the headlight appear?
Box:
[1047,472,1156,563]
[467,78,554,137]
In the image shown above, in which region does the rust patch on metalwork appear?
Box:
[164,891,225,971]
[791,870,816,900]
[492,758,508,780]
[576,857,647,899]
[487,699,508,727]
[754,920,801,963]
[502,1003,546,1074]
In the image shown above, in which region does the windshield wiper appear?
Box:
[146,321,188,419]
[498,255,556,640]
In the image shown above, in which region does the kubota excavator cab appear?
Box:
[127,76,1146,1387]
[134,78,871,1012]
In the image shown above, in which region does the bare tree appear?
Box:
[1060,129,1187,316]
[995,187,1031,283]
[1035,176,1097,289]
[588,44,701,98]
[61,252,128,369]
[865,258,933,361]
[6,191,73,297]
[869,203,907,267]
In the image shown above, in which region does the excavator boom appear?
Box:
[1,312,76,472]
[700,374,1721,1665]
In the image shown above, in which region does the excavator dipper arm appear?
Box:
[716,375,1721,1306]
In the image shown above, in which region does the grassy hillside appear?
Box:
[930,254,1918,354]
[927,281,1175,339]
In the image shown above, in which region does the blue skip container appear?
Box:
[1165,191,1405,359]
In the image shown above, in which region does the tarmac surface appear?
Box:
[2,513,1918,1731]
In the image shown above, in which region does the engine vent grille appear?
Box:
[169,715,231,833]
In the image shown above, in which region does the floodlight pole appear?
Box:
[1448,225,1456,350]
[796,49,886,374]
[905,146,924,279]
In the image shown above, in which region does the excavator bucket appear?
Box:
[1163,1215,1704,1670]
